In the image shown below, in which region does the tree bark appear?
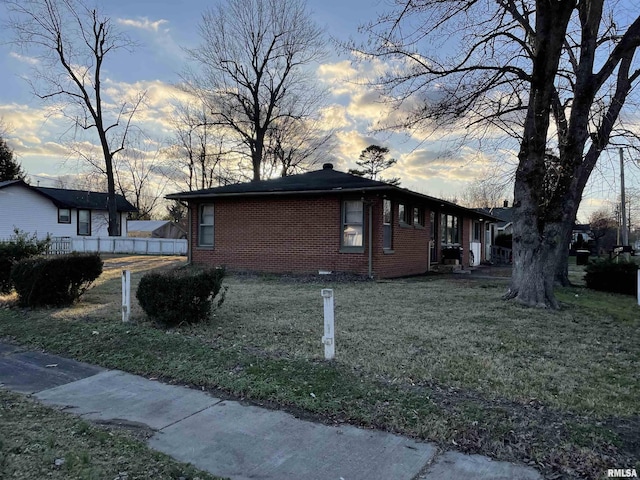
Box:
[503,1,575,308]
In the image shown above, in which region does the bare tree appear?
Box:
[265,115,335,177]
[355,1,640,308]
[184,0,326,181]
[166,101,237,191]
[113,135,168,220]
[589,208,617,254]
[460,175,509,208]
[4,0,145,236]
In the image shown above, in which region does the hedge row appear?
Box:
[11,254,103,307]
[584,259,638,296]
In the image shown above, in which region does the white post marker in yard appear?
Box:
[637,270,640,306]
[122,270,131,323]
[321,289,335,360]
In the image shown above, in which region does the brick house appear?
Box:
[166,164,497,278]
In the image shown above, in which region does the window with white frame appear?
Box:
[342,200,363,247]
[199,204,214,246]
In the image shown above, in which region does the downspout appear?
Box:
[368,202,373,279]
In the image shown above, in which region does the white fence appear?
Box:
[48,236,187,256]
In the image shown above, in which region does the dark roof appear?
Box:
[167,165,390,199]
[0,180,137,212]
[0,180,20,188]
[167,164,502,222]
[573,223,591,232]
[477,207,513,226]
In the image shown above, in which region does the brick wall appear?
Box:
[188,193,435,278]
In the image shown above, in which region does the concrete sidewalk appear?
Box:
[0,342,542,480]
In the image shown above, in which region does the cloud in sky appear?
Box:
[117,17,169,33]
[9,52,39,65]
[0,103,64,146]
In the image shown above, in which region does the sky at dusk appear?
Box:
[0,0,637,221]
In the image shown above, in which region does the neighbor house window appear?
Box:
[383,199,392,250]
[342,200,363,247]
[440,213,460,244]
[77,209,91,236]
[199,204,214,246]
[58,208,71,224]
[399,203,411,225]
[114,213,122,236]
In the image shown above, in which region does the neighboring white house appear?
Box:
[0,180,137,239]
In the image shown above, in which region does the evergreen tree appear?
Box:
[0,137,25,182]
[349,145,400,186]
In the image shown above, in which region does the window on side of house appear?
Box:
[413,206,424,227]
[342,200,364,247]
[398,203,411,225]
[199,204,214,247]
[383,199,392,249]
[58,208,71,224]
[77,209,91,236]
[440,213,460,244]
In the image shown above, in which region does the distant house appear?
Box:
[477,203,513,261]
[128,220,187,239]
[0,180,136,239]
[166,164,499,278]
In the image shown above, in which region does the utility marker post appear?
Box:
[122,270,131,323]
[637,270,640,307]
[321,289,335,360]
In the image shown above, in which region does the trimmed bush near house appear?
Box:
[10,254,103,307]
[0,229,50,294]
[584,259,638,296]
[136,266,225,326]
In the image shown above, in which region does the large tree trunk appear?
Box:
[505,192,561,309]
[554,227,574,286]
[502,2,575,308]
[506,170,579,308]
[105,153,119,237]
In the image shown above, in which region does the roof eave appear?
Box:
[165,185,394,200]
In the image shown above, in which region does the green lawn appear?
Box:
[0,256,638,480]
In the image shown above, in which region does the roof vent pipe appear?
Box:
[322,163,333,170]
[503,200,509,208]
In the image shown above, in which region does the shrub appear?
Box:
[584,259,638,296]
[10,254,103,307]
[136,266,225,326]
[0,229,50,294]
